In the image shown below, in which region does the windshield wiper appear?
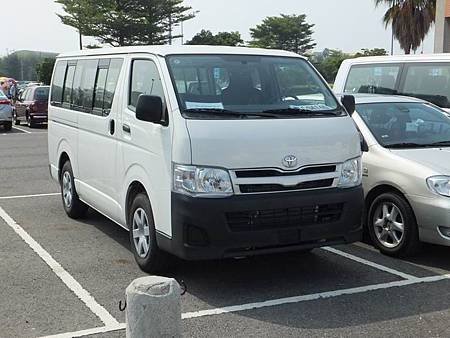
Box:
[426,141,450,147]
[385,142,427,149]
[183,108,279,118]
[262,107,341,116]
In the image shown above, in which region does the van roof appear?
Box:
[344,53,450,65]
[57,45,304,59]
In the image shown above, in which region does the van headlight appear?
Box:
[173,164,233,197]
[427,176,450,197]
[338,157,362,188]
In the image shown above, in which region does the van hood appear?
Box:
[186,117,361,169]
[391,147,450,175]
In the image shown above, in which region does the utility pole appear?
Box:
[79,30,83,50]
[169,13,172,45]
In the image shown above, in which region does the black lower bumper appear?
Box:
[157,187,363,260]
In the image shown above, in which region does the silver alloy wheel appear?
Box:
[62,171,73,209]
[132,208,151,258]
[373,202,405,248]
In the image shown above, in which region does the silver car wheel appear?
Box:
[373,202,405,249]
[132,208,151,258]
[62,171,73,209]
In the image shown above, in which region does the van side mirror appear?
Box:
[341,95,355,115]
[136,95,163,124]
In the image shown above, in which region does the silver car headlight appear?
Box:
[427,176,450,197]
[173,164,233,197]
[338,157,362,188]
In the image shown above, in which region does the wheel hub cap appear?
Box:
[62,171,73,208]
[373,202,405,249]
[132,208,151,258]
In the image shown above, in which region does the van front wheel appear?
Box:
[129,193,169,273]
[60,161,88,219]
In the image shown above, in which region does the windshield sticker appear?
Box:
[185,101,224,110]
[288,104,331,111]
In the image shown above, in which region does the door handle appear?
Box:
[109,119,115,135]
[122,123,131,134]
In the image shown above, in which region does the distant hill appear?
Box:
[0,50,58,81]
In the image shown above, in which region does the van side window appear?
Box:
[72,60,85,110]
[81,59,99,112]
[50,61,67,105]
[62,64,76,106]
[103,59,123,112]
[344,65,400,95]
[129,59,165,110]
[401,64,450,108]
[93,67,108,115]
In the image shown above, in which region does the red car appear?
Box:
[14,85,49,127]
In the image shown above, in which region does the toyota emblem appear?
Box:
[282,155,298,169]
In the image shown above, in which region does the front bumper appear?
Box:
[407,194,450,246]
[157,186,363,260]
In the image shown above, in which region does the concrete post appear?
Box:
[126,276,182,338]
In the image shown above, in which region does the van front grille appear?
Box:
[234,165,336,178]
[239,178,334,194]
[226,203,344,232]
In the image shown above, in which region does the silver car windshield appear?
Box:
[357,102,450,148]
[166,55,341,118]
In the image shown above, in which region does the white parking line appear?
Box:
[12,126,32,134]
[42,273,450,337]
[0,192,60,200]
[0,206,119,327]
[322,246,419,280]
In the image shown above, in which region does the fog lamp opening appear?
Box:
[438,226,450,238]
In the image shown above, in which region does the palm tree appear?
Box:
[375,0,436,54]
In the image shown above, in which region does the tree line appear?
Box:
[0,51,57,82]
[1,0,436,84]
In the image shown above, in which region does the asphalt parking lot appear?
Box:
[1,125,449,338]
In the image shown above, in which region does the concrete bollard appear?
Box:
[126,276,182,338]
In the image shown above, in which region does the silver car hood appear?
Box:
[391,148,450,175]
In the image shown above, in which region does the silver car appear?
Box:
[0,91,12,131]
[352,94,450,256]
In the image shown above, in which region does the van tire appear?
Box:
[129,193,169,273]
[367,192,421,257]
[4,122,12,131]
[60,161,88,219]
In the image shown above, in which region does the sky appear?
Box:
[0,0,435,56]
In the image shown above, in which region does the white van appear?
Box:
[334,54,450,113]
[48,46,363,272]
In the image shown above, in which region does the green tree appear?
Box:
[311,50,351,83]
[56,0,195,46]
[375,0,436,54]
[36,58,56,85]
[250,14,316,54]
[186,30,243,46]
[354,48,388,57]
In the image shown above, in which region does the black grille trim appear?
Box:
[239,178,334,194]
[235,165,336,178]
[226,203,344,232]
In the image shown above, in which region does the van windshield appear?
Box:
[166,55,341,118]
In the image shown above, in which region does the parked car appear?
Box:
[350,94,450,256]
[334,54,450,114]
[48,46,364,272]
[14,85,49,127]
[0,90,12,131]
